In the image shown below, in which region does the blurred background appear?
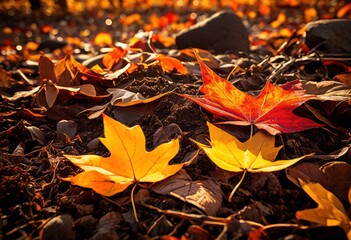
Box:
[0,0,349,17]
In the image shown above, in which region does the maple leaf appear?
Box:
[182,53,322,135]
[63,114,184,197]
[193,122,312,201]
[296,179,351,239]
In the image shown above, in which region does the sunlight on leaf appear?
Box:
[296,179,351,239]
[193,122,313,201]
[63,113,184,196]
[157,55,188,74]
[182,51,322,135]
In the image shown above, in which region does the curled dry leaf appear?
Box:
[25,125,46,145]
[80,89,171,119]
[63,114,185,196]
[152,170,223,216]
[109,89,171,107]
[157,55,188,74]
[102,47,127,71]
[296,179,351,239]
[301,80,351,102]
[181,52,322,135]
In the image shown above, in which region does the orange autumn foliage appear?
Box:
[157,55,188,74]
[63,114,185,196]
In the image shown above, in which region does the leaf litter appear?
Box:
[1,2,351,239]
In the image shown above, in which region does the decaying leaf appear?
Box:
[152,170,222,216]
[301,80,351,102]
[182,53,322,135]
[80,89,170,119]
[193,122,312,201]
[109,89,171,107]
[296,179,351,239]
[63,114,185,196]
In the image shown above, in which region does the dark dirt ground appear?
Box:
[1,3,351,240]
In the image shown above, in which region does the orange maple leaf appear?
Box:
[182,53,322,135]
[62,114,184,197]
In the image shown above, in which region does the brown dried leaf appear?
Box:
[287,161,351,205]
[44,82,59,108]
[301,80,351,102]
[39,55,57,82]
[152,170,222,216]
[153,123,182,147]
[25,125,46,145]
[57,120,77,139]
[90,211,122,240]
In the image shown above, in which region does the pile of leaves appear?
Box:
[1,3,351,240]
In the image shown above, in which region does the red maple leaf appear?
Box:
[182,54,322,135]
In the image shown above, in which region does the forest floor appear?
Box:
[1,3,351,240]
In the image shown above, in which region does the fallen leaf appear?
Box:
[193,122,310,173]
[193,122,312,201]
[301,80,351,102]
[102,47,127,71]
[152,170,222,216]
[109,89,171,107]
[157,55,188,74]
[334,72,351,85]
[0,108,46,122]
[103,61,132,80]
[296,179,351,239]
[2,86,41,101]
[57,120,77,139]
[153,123,182,147]
[287,161,351,205]
[182,53,322,135]
[63,114,184,196]
[39,55,57,82]
[25,125,46,145]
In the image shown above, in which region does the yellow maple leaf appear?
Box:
[193,122,312,201]
[296,180,351,239]
[63,113,184,197]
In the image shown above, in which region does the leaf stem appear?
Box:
[248,123,254,149]
[131,184,139,223]
[228,170,247,203]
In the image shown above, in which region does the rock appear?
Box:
[175,11,249,54]
[305,19,351,54]
[37,39,67,52]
